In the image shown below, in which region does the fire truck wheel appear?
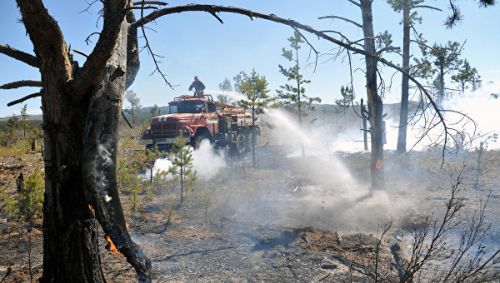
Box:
[193,133,211,149]
[244,131,254,152]
[236,133,247,155]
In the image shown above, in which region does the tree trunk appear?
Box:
[361,0,385,190]
[251,105,256,168]
[81,17,151,281]
[295,48,305,158]
[361,99,368,151]
[16,0,150,281]
[439,64,445,104]
[397,0,410,154]
[180,166,184,203]
[41,82,106,283]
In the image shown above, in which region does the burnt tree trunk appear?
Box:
[361,98,368,151]
[81,14,151,281]
[397,0,410,154]
[360,0,385,190]
[16,0,150,282]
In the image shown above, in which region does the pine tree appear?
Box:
[387,0,439,154]
[277,31,321,157]
[6,169,44,282]
[234,69,272,167]
[451,59,481,92]
[125,90,142,126]
[217,77,233,108]
[20,104,29,139]
[426,41,464,102]
[150,104,160,117]
[168,137,196,204]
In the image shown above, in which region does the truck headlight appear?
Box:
[182,127,190,137]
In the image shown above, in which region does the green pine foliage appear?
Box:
[125,90,142,126]
[276,31,321,116]
[168,137,196,203]
[0,115,20,147]
[150,104,160,118]
[335,85,355,113]
[234,69,273,167]
[117,151,147,213]
[234,69,273,116]
[451,59,481,92]
[6,169,44,223]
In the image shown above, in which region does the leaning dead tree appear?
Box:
[0,1,474,281]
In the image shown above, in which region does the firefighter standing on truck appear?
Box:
[189,76,205,97]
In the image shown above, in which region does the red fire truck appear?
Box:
[140,94,259,154]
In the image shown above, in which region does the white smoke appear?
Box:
[320,81,500,152]
[382,81,500,151]
[192,140,226,179]
[442,81,500,150]
[152,158,173,177]
[149,140,226,181]
[208,90,246,101]
[263,108,356,186]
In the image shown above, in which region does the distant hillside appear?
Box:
[2,101,412,126]
[0,114,42,123]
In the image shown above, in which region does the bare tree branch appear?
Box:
[138,0,173,88]
[127,5,160,10]
[376,46,400,55]
[413,5,443,11]
[132,0,167,6]
[0,44,40,68]
[71,0,128,98]
[80,0,100,14]
[318,15,363,28]
[73,49,89,58]
[16,0,73,81]
[0,80,42,89]
[347,0,361,7]
[291,27,319,72]
[7,92,41,107]
[85,32,101,45]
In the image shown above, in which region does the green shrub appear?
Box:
[6,169,44,222]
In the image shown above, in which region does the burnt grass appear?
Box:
[1,145,499,282]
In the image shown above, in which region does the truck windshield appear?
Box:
[169,101,205,114]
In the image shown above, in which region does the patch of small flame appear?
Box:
[105,234,119,254]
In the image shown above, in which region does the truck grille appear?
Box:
[152,122,178,136]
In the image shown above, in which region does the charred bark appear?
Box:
[360,0,385,190]
[81,15,151,281]
[16,0,150,282]
[396,0,410,154]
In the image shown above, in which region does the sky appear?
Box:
[0,0,499,117]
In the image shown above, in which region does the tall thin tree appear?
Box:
[387,0,441,154]
[234,70,272,168]
[276,31,321,157]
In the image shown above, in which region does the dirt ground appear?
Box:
[1,145,499,282]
